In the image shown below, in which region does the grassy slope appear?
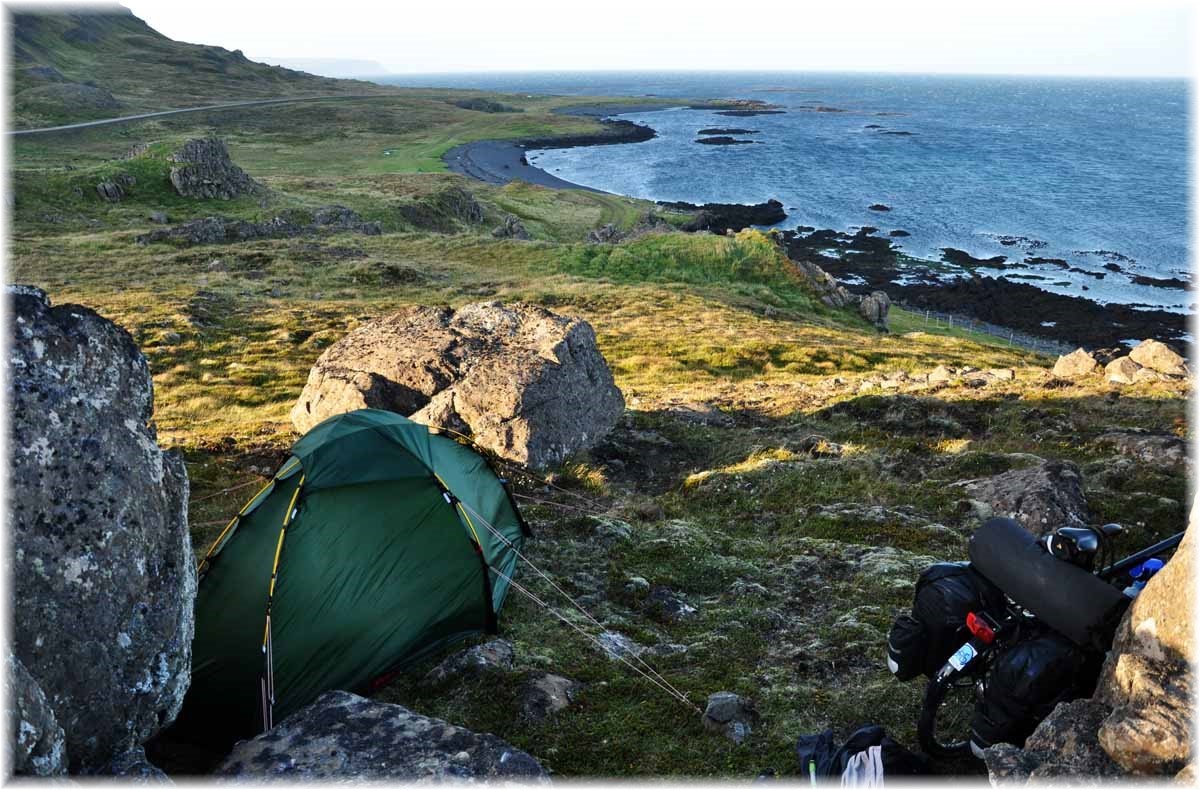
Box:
[8,39,1190,779]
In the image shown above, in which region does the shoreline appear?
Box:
[442,106,1190,352]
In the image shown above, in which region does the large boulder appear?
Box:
[858,290,891,330]
[8,286,195,770]
[1128,339,1188,377]
[214,690,547,781]
[983,699,1122,783]
[168,138,261,200]
[956,459,1088,535]
[1094,515,1194,775]
[8,653,67,777]
[1104,355,1142,384]
[1052,348,1098,378]
[290,301,625,469]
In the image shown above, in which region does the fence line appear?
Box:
[902,302,1076,357]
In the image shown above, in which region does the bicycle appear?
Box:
[916,517,1184,759]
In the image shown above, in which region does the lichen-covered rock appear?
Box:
[858,290,891,329]
[1052,348,1098,378]
[956,459,1088,535]
[8,285,195,770]
[214,690,547,781]
[420,639,514,687]
[702,692,757,744]
[168,138,261,200]
[290,301,625,469]
[1095,517,1194,775]
[1098,431,1188,470]
[518,673,581,722]
[95,180,124,202]
[1128,339,1188,377]
[101,745,170,781]
[8,653,67,777]
[983,699,1122,783]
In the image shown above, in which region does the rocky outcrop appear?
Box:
[214,690,547,781]
[396,186,485,232]
[587,223,623,244]
[1098,431,1189,470]
[291,301,625,469]
[8,285,195,770]
[983,505,1194,782]
[1128,339,1188,377]
[135,208,382,246]
[8,653,67,777]
[492,214,531,240]
[956,459,1088,535]
[661,199,787,234]
[858,290,890,329]
[1052,348,1098,378]
[167,138,261,200]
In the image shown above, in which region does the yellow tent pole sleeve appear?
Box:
[261,475,304,650]
[433,472,484,546]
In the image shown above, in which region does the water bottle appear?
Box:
[1122,558,1165,599]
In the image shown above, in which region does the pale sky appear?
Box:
[105,0,1192,78]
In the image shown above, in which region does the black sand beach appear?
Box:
[443,140,602,191]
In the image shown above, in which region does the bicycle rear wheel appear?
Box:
[918,671,978,758]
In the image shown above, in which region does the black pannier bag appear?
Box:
[969,628,1097,753]
[968,517,1128,649]
[887,562,1004,680]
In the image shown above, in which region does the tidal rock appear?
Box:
[858,290,890,329]
[492,214,531,240]
[956,459,1088,535]
[1052,348,1098,378]
[702,692,757,744]
[214,690,547,781]
[167,138,261,200]
[421,639,514,687]
[1129,339,1188,377]
[518,673,581,722]
[8,653,67,777]
[291,301,625,469]
[1105,356,1142,384]
[660,199,786,234]
[8,286,195,770]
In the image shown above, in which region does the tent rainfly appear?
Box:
[174,409,529,745]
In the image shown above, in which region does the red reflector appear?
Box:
[966,611,995,644]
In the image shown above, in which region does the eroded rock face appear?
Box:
[956,459,1088,535]
[8,285,195,770]
[983,699,1121,783]
[168,138,261,200]
[291,301,625,469]
[214,690,547,781]
[8,653,67,777]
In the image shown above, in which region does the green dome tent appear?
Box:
[175,409,530,745]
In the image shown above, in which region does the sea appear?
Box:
[380,71,1191,312]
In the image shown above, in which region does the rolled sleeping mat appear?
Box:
[968,517,1127,648]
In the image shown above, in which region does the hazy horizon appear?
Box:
[111,0,1193,80]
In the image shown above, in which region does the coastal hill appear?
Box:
[7,7,1191,782]
[10,5,398,128]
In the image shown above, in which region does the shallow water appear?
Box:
[382,71,1191,312]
